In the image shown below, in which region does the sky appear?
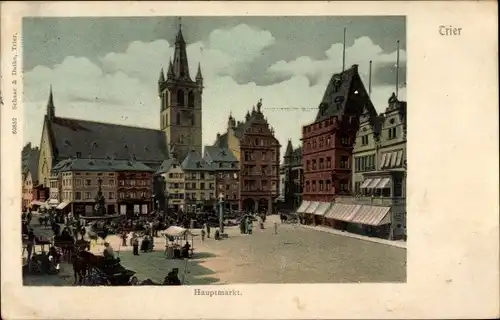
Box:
[22,16,406,156]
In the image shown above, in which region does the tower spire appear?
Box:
[196,62,203,80]
[47,85,55,121]
[173,19,190,80]
[167,59,175,79]
[158,67,165,83]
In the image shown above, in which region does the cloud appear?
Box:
[23,25,406,158]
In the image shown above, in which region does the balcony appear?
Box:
[335,195,406,207]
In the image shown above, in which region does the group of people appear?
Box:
[128,267,181,286]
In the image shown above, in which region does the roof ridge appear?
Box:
[53,116,162,132]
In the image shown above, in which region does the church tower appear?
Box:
[158,23,203,162]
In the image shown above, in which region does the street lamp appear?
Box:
[218,192,224,233]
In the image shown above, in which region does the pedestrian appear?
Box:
[121,231,128,246]
[206,224,211,238]
[201,229,206,241]
[132,234,139,256]
[247,218,253,235]
[274,222,278,235]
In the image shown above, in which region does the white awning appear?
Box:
[56,201,71,210]
[304,202,320,214]
[375,178,391,189]
[30,200,45,206]
[360,179,373,189]
[395,150,404,167]
[324,204,362,222]
[351,206,391,226]
[296,201,311,213]
[313,202,332,216]
[367,178,382,189]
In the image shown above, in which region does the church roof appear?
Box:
[47,116,169,164]
[52,158,154,173]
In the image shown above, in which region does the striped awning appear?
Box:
[296,201,311,213]
[351,206,391,226]
[313,202,332,216]
[56,201,71,210]
[381,150,404,169]
[324,204,361,222]
[360,178,373,189]
[375,178,391,189]
[304,202,320,214]
[367,178,382,189]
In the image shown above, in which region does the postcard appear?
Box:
[1,1,498,319]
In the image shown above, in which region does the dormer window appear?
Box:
[132,154,137,161]
[64,140,71,146]
[124,144,128,149]
[92,142,98,148]
[105,155,111,160]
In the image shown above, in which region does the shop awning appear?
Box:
[324,204,361,222]
[304,202,320,214]
[351,206,391,226]
[395,150,404,167]
[367,178,382,189]
[31,200,45,206]
[375,178,391,189]
[56,201,71,210]
[360,179,373,189]
[296,201,311,213]
[313,202,332,216]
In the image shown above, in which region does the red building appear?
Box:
[302,65,377,202]
[117,166,155,215]
[213,99,281,214]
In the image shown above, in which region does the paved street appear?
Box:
[23,216,406,285]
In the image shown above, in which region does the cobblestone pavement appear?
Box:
[23,216,406,285]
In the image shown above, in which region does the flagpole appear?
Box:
[342,28,346,72]
[368,60,372,96]
[396,40,400,98]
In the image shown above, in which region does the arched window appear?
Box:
[177,89,185,106]
[176,112,181,125]
[188,91,195,108]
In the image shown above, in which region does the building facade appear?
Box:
[335,92,407,239]
[156,158,186,211]
[213,99,281,214]
[181,150,216,213]
[204,146,240,211]
[158,26,203,162]
[50,158,154,216]
[21,144,41,210]
[301,65,377,203]
[280,140,303,211]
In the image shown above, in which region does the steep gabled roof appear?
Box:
[54,158,154,173]
[48,117,168,163]
[213,133,229,149]
[181,149,212,171]
[155,157,181,174]
[315,65,358,122]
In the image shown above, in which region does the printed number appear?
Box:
[12,118,18,134]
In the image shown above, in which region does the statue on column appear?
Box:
[94,178,106,216]
[153,175,166,212]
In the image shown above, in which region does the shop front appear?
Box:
[118,200,150,216]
